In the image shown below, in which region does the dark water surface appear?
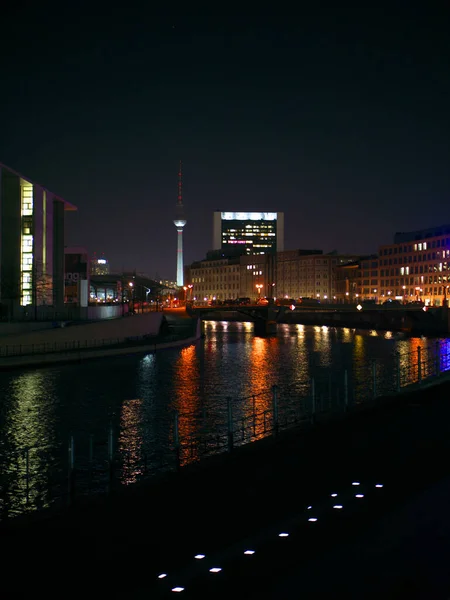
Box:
[0,322,448,516]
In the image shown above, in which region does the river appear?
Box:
[0,321,448,518]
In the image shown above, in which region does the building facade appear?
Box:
[0,162,76,318]
[65,247,89,306]
[277,251,360,301]
[213,211,284,255]
[378,224,450,305]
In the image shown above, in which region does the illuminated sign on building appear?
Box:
[221,212,277,221]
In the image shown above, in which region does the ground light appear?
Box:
[331,493,338,497]
[278,532,289,537]
[333,505,343,509]
[355,494,364,498]
[375,484,384,488]
[244,550,255,555]
[308,518,318,522]
[194,554,205,560]
[209,568,222,573]
[158,574,167,579]
[352,482,360,486]
[172,587,184,593]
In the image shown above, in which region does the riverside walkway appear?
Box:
[0,311,200,369]
[1,378,450,598]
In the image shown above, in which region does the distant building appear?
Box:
[334,255,378,302]
[213,211,284,255]
[277,251,361,301]
[65,247,89,306]
[0,161,76,318]
[90,254,110,276]
[379,224,450,305]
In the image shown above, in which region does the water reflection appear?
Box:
[118,399,143,485]
[1,371,56,514]
[172,345,201,464]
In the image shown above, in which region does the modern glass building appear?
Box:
[0,162,76,318]
[213,211,284,255]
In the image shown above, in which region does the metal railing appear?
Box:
[1,341,449,519]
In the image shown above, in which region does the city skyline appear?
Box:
[1,8,449,279]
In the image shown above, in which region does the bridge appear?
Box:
[188,303,450,335]
[188,304,291,335]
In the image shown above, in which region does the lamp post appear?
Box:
[128,282,134,313]
[256,284,263,302]
[402,285,406,305]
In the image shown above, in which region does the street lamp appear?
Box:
[256,284,263,301]
[128,282,134,313]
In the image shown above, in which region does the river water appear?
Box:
[0,321,449,517]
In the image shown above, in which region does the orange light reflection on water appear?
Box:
[172,344,201,465]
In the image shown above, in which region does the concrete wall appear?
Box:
[87,305,126,320]
[0,321,56,338]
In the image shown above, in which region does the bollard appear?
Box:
[68,436,75,503]
[173,411,180,469]
[395,352,401,392]
[372,360,377,399]
[25,447,30,505]
[417,346,422,384]
[227,398,234,452]
[311,377,316,423]
[272,385,279,436]
[435,341,441,377]
[344,370,349,410]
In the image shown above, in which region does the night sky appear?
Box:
[1,5,449,280]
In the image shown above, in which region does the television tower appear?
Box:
[173,160,187,287]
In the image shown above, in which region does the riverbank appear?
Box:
[0,312,201,369]
[2,376,450,597]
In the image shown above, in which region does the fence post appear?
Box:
[25,447,30,506]
[435,341,440,378]
[68,436,75,504]
[272,385,279,436]
[227,398,234,452]
[372,360,377,399]
[344,369,349,410]
[395,352,401,392]
[173,410,180,469]
[108,424,114,487]
[417,346,422,385]
[311,377,316,423]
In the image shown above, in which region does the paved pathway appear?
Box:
[0,313,164,348]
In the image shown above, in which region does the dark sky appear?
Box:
[1,5,449,279]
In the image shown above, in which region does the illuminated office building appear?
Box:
[0,162,76,317]
[213,211,284,255]
[90,254,110,275]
